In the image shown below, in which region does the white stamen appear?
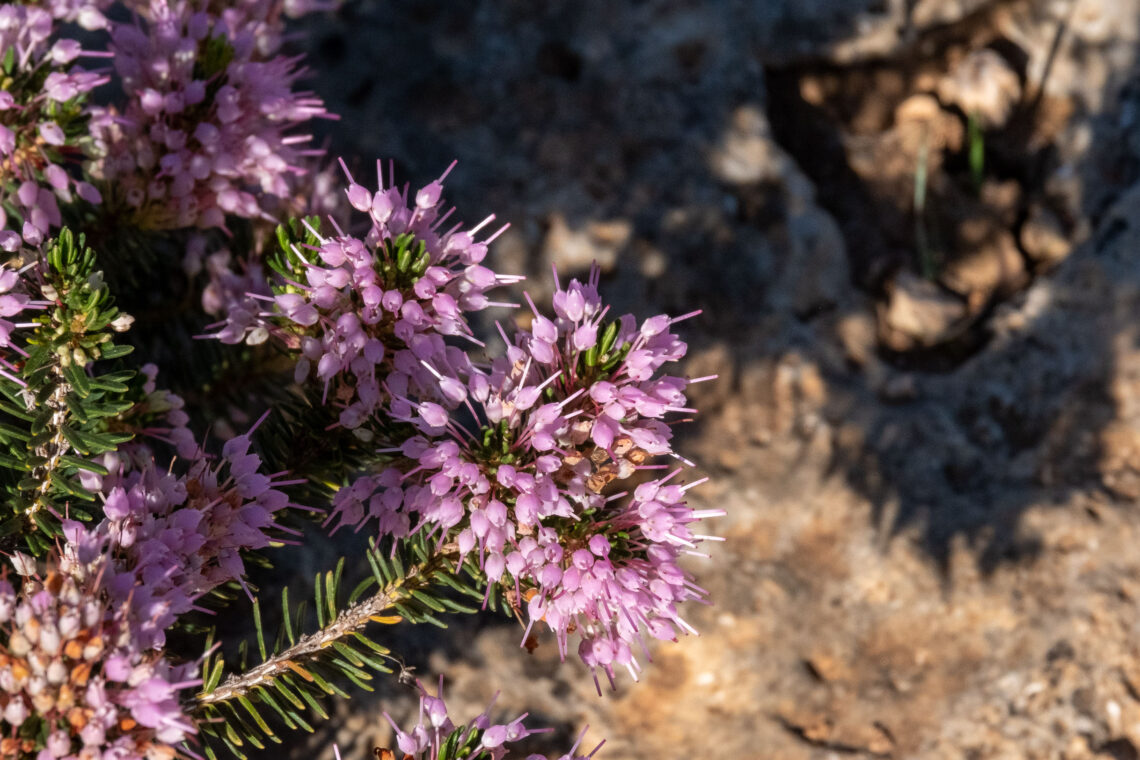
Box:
[485,222,510,244]
[438,159,458,182]
[469,214,496,235]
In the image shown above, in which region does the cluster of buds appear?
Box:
[0,559,197,759]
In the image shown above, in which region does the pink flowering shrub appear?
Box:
[0,3,719,759]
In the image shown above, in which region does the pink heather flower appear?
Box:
[91,0,334,231]
[203,0,343,56]
[208,159,517,431]
[0,5,109,248]
[0,554,198,757]
[263,156,352,233]
[42,0,113,30]
[0,263,48,387]
[74,411,304,650]
[331,264,720,686]
[365,677,570,760]
[199,244,275,344]
[95,362,201,461]
[112,0,341,57]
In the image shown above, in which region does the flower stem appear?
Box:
[193,553,441,709]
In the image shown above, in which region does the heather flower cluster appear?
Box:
[347,677,602,760]
[0,0,336,255]
[91,0,333,232]
[0,557,197,759]
[75,412,302,650]
[209,159,516,431]
[329,264,720,687]
[0,4,106,250]
[0,408,295,755]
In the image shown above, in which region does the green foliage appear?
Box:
[968,109,985,193]
[575,316,630,386]
[435,724,513,760]
[0,229,137,554]
[196,34,237,82]
[266,215,325,286]
[244,382,373,507]
[192,536,485,759]
[268,216,432,295]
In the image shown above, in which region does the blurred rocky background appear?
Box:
[269,1,1140,757]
